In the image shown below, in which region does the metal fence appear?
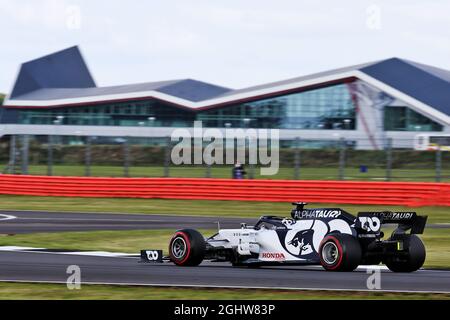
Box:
[0,135,448,182]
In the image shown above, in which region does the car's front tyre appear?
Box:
[169,229,206,266]
[319,233,362,271]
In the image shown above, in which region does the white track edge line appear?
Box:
[0,214,17,221]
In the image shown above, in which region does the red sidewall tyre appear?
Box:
[319,233,361,272]
[170,232,192,265]
[319,235,344,270]
[169,229,205,266]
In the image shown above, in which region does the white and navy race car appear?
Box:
[142,202,428,272]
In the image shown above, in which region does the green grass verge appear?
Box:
[21,164,450,182]
[0,195,448,224]
[0,228,448,269]
[0,282,448,300]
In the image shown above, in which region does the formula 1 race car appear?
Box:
[141,202,428,272]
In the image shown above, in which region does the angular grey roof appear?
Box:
[8,46,232,103]
[156,79,231,102]
[4,46,450,121]
[215,60,380,98]
[11,78,233,103]
[401,59,450,83]
[10,46,96,99]
[360,58,450,117]
[7,55,379,103]
[12,79,183,101]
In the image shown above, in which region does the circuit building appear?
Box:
[1,46,449,149]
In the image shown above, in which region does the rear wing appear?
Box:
[357,211,428,234]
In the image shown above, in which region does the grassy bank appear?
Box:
[0,195,448,223]
[0,228,448,269]
[0,282,448,300]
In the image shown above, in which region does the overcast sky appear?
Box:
[1,0,449,93]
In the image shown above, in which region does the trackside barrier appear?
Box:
[0,175,449,207]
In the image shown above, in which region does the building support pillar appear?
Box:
[385,138,392,181]
[339,138,346,180]
[21,135,29,175]
[85,136,92,177]
[123,139,130,178]
[294,137,301,180]
[8,135,16,174]
[47,135,53,176]
[164,136,171,178]
[436,146,442,183]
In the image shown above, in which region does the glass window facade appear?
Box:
[17,100,195,127]
[384,106,443,131]
[198,84,356,130]
[11,81,443,132]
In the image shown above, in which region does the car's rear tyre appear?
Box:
[319,233,362,272]
[384,234,426,273]
[169,229,205,266]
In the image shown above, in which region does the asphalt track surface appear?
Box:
[0,210,254,234]
[0,210,449,293]
[0,250,449,293]
[0,210,448,234]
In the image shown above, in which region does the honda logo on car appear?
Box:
[261,252,286,260]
